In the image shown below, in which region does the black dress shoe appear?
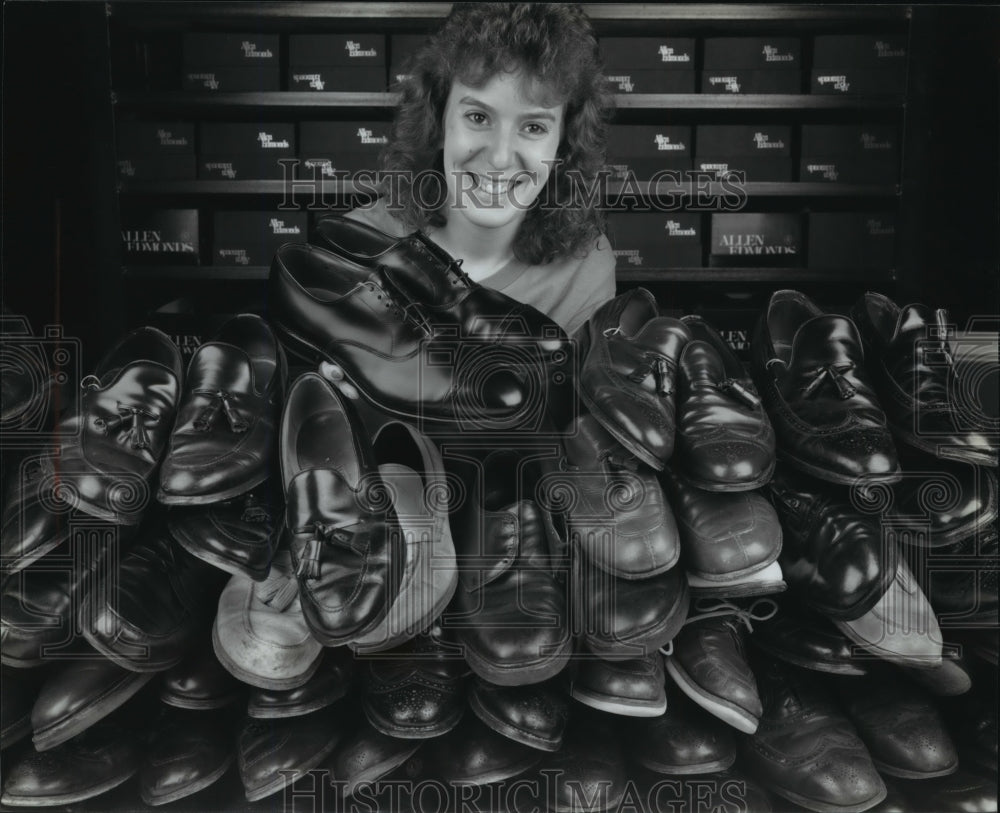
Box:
[362,633,469,738]
[836,669,958,779]
[328,719,421,799]
[160,635,244,710]
[751,289,900,485]
[467,676,569,752]
[743,656,886,813]
[167,482,281,581]
[552,414,679,580]
[420,714,543,786]
[140,707,235,806]
[280,373,403,646]
[913,527,998,623]
[570,650,666,717]
[852,292,998,468]
[898,769,998,812]
[443,450,571,685]
[269,242,528,425]
[0,720,141,807]
[676,314,776,490]
[237,705,346,802]
[31,655,154,751]
[55,326,184,524]
[248,646,355,719]
[80,526,228,672]
[1,665,38,750]
[574,287,692,469]
[158,314,286,505]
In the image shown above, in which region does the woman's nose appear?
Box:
[485,127,515,169]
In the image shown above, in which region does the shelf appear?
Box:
[115,91,904,114]
[123,265,270,281]
[616,267,891,283]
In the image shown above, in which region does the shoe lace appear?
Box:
[683,597,779,635]
[295,521,367,580]
[365,279,433,337]
[92,401,161,450]
[192,389,249,433]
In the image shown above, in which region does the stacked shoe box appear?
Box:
[605,124,692,182]
[212,210,308,267]
[808,212,896,269]
[181,32,280,92]
[197,121,296,180]
[299,119,391,180]
[288,33,386,92]
[812,33,908,95]
[121,208,200,266]
[599,36,696,94]
[608,212,704,268]
[709,212,802,267]
[800,124,900,184]
[115,119,195,181]
[695,123,793,182]
[701,36,801,94]
[389,33,428,86]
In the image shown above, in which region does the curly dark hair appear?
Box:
[378,3,614,265]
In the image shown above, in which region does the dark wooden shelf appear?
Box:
[616,267,890,283]
[123,265,270,281]
[615,94,904,111]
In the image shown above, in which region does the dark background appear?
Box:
[2,2,998,361]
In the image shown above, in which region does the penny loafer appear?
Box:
[443,450,571,685]
[160,634,244,710]
[467,676,569,752]
[269,242,528,425]
[56,326,184,524]
[570,650,667,717]
[743,655,886,813]
[247,647,355,718]
[158,314,286,505]
[212,549,323,691]
[676,314,776,490]
[280,372,403,647]
[167,482,281,581]
[574,287,692,469]
[852,291,998,467]
[31,655,154,751]
[751,289,900,485]
[548,414,679,580]
[81,526,227,672]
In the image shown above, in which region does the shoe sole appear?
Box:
[32,671,155,751]
[635,752,736,775]
[462,635,573,687]
[776,448,902,487]
[583,575,690,661]
[247,686,349,719]
[892,424,999,469]
[467,692,562,752]
[141,755,234,807]
[160,691,243,711]
[242,737,340,803]
[569,684,666,718]
[664,656,759,734]
[0,768,137,807]
[678,457,776,493]
[446,752,544,787]
[0,716,32,750]
[78,594,181,673]
[752,640,870,677]
[873,758,959,780]
[211,621,323,691]
[764,782,887,813]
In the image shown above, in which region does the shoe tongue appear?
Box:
[789,314,861,370]
[892,303,935,344]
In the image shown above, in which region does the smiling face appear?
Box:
[440,70,565,235]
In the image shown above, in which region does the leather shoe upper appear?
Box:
[574,288,692,469]
[539,710,627,813]
[753,598,871,676]
[751,289,900,485]
[676,315,775,490]
[140,708,234,806]
[160,636,244,710]
[158,314,286,505]
[280,373,403,646]
[467,676,569,752]
[851,292,998,467]
[570,651,667,716]
[553,414,679,579]
[247,647,355,718]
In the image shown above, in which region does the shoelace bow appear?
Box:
[192,389,249,433]
[716,378,761,409]
[295,522,365,580]
[679,597,779,635]
[92,401,160,449]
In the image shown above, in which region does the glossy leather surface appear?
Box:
[330,719,421,798]
[56,327,183,524]
[81,527,227,672]
[467,676,569,752]
[570,652,667,716]
[269,243,527,424]
[575,288,691,469]
[446,450,571,685]
[539,710,627,813]
[677,315,776,490]
[751,290,900,485]
[280,373,402,646]
[422,714,543,786]
[742,656,886,812]
[1,665,36,749]
[140,708,233,805]
[769,467,896,619]
[662,469,781,581]
[852,292,998,468]
[753,600,871,676]
[1,453,74,573]
[160,635,244,709]
[556,414,679,579]
[247,646,355,718]
[158,314,286,504]
[903,769,998,813]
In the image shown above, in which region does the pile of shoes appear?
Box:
[1,216,996,812]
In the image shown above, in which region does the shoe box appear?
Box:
[609,212,704,268]
[701,36,801,94]
[694,124,792,182]
[181,33,280,92]
[197,122,296,180]
[116,119,196,181]
[800,125,900,184]
[212,210,308,266]
[288,34,386,92]
[299,120,391,178]
[709,212,802,267]
[600,37,696,94]
[807,212,896,268]
[606,125,692,181]
[389,33,428,86]
[121,208,200,265]
[811,34,908,95]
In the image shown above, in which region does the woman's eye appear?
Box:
[465,111,488,125]
[524,123,549,136]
